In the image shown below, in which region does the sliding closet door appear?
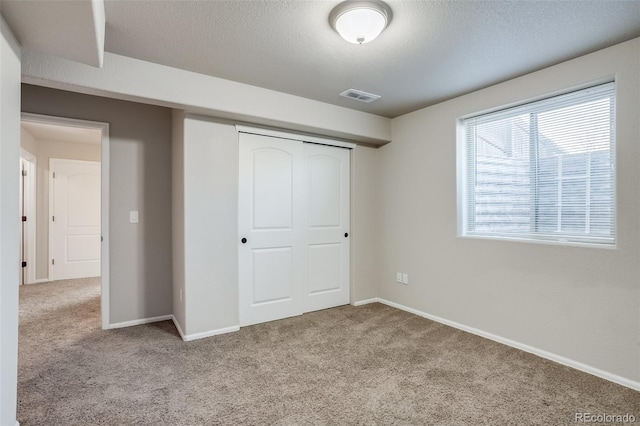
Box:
[304,143,350,312]
[238,133,306,326]
[239,131,351,326]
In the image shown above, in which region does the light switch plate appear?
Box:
[396,272,402,283]
[130,211,139,223]
[402,273,409,285]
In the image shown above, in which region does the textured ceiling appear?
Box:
[4,1,640,118]
[102,0,640,118]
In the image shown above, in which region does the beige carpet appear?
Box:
[18,278,638,425]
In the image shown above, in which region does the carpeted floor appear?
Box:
[18,278,638,425]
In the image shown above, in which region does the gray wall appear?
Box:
[380,39,640,383]
[22,84,173,325]
[1,16,21,426]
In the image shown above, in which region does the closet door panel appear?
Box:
[304,143,350,312]
[238,133,305,326]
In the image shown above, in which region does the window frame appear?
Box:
[456,82,617,248]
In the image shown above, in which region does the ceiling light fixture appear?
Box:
[329,0,392,45]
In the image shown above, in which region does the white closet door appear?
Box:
[304,143,350,312]
[238,133,306,326]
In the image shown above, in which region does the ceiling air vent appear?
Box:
[339,89,381,103]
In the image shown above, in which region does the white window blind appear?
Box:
[461,82,615,245]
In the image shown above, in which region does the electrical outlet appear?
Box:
[402,273,409,285]
[396,272,402,283]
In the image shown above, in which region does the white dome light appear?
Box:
[330,1,392,44]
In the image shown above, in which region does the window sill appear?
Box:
[458,233,616,250]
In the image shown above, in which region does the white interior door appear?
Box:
[238,133,306,326]
[50,159,101,280]
[304,143,350,312]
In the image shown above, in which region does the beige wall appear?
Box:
[20,129,101,280]
[21,84,173,325]
[381,39,640,383]
[171,110,186,332]
[351,146,379,303]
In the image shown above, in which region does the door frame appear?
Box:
[20,148,37,285]
[21,112,110,329]
[236,125,356,150]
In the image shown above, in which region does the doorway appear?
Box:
[20,113,110,329]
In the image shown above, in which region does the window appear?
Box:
[459,82,615,246]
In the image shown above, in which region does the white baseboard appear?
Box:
[352,298,379,306]
[171,316,186,340]
[108,314,173,329]
[27,278,50,284]
[356,297,640,391]
[171,316,239,342]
